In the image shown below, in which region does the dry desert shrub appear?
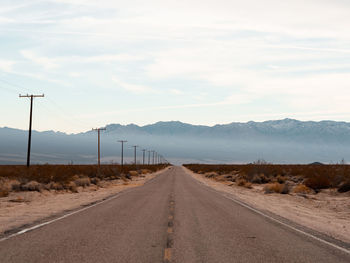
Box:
[141,169,151,174]
[48,182,64,191]
[90,177,100,185]
[276,175,286,184]
[67,181,78,193]
[0,178,16,197]
[0,164,170,194]
[244,182,253,189]
[251,173,269,184]
[128,171,139,177]
[204,172,219,178]
[236,178,252,188]
[293,184,313,194]
[304,174,331,191]
[184,163,350,193]
[74,177,91,187]
[21,181,44,192]
[8,179,21,191]
[338,180,350,193]
[264,183,290,194]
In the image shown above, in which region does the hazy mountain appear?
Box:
[1,119,350,165]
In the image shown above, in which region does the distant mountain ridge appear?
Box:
[1,119,350,165]
[103,118,350,143]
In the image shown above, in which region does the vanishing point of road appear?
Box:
[0,166,349,262]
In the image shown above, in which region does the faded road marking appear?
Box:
[164,248,171,261]
[164,194,175,262]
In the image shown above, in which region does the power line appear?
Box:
[19,93,45,167]
[0,77,91,132]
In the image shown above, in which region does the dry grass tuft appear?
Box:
[141,169,151,174]
[128,171,139,177]
[21,181,44,192]
[48,182,64,191]
[74,177,91,187]
[69,182,78,193]
[251,173,269,184]
[264,183,290,194]
[236,178,252,188]
[293,184,313,194]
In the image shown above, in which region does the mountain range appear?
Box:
[1,118,350,165]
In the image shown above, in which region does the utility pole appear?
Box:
[19,94,44,167]
[92,128,106,166]
[152,151,155,165]
[118,140,127,169]
[132,145,138,165]
[148,151,151,165]
[142,149,146,165]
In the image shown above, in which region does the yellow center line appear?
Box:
[164,248,171,261]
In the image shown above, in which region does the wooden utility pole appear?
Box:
[19,94,44,167]
[118,140,127,169]
[92,128,106,166]
[142,149,146,165]
[132,145,138,165]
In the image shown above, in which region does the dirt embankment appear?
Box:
[184,167,350,244]
[0,168,168,236]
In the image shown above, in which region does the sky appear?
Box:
[1,0,350,133]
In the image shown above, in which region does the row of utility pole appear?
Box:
[20,94,169,167]
[92,129,169,167]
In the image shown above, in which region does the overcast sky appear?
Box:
[1,0,350,133]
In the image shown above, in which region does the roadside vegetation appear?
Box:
[184,164,350,194]
[0,164,169,197]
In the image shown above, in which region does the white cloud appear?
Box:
[2,0,350,132]
[170,89,184,95]
[0,59,16,72]
[112,77,156,94]
[68,72,81,77]
[84,54,144,63]
[20,50,59,70]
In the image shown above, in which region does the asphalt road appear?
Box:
[0,166,349,262]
